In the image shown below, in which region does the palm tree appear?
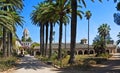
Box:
[98,24,111,53]
[31,2,47,56]
[45,23,49,56]
[54,0,71,60]
[31,2,57,57]
[68,0,86,64]
[85,10,92,54]
[44,0,53,57]
[0,0,24,57]
[0,10,13,57]
[93,35,105,56]
[68,0,77,64]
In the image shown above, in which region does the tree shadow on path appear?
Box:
[15,55,52,70]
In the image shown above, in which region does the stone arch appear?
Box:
[67,51,70,55]
[90,50,94,54]
[84,50,88,54]
[36,51,41,55]
[75,51,77,55]
[78,50,83,55]
[54,51,57,54]
[106,50,109,53]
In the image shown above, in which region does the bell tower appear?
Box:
[23,28,29,41]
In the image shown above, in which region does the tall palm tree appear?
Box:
[69,0,86,64]
[45,23,49,56]
[0,11,14,57]
[44,0,53,57]
[98,24,111,53]
[54,0,71,60]
[31,2,48,56]
[0,0,24,57]
[69,0,77,64]
[31,2,57,57]
[85,10,92,54]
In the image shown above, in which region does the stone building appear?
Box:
[33,39,117,56]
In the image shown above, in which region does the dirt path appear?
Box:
[10,55,61,73]
[2,53,120,73]
[91,53,120,73]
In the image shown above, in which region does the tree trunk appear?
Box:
[45,23,49,56]
[10,32,13,55]
[103,35,106,53]
[69,0,77,64]
[3,28,7,57]
[42,24,45,56]
[49,23,53,59]
[7,32,11,57]
[40,24,44,56]
[65,25,66,50]
[88,19,90,54]
[58,16,63,60]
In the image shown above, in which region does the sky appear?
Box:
[16,0,120,45]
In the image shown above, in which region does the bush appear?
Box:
[97,53,112,58]
[84,57,107,64]
[0,51,3,57]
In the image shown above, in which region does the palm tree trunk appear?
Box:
[49,22,53,59]
[10,32,13,55]
[40,24,44,56]
[58,16,63,60]
[42,24,45,56]
[40,24,43,55]
[3,27,7,57]
[88,19,90,54]
[45,23,49,56]
[69,0,77,64]
[103,35,106,53]
[7,32,11,57]
[65,25,66,50]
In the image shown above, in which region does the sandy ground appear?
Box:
[1,53,120,73]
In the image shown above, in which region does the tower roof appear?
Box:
[24,28,29,34]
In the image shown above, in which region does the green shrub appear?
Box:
[0,51,3,57]
[24,51,28,55]
[97,53,112,58]
[84,57,107,64]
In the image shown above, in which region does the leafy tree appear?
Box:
[114,13,120,25]
[26,37,32,42]
[93,35,105,56]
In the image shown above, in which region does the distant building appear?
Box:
[32,39,117,56]
[21,28,32,48]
